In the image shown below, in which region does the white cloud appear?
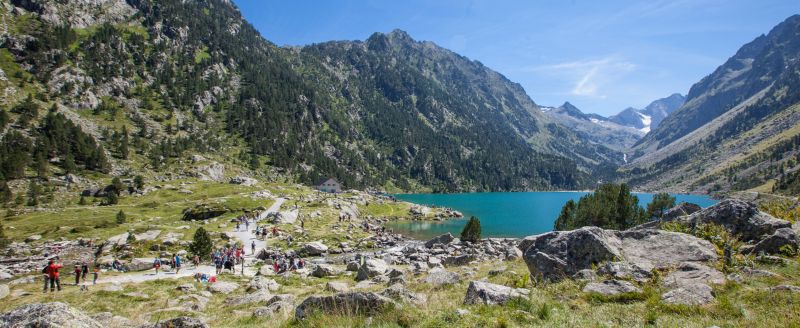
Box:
[524,56,637,98]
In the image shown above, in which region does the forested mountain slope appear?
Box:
[622,15,800,194]
[0,0,616,195]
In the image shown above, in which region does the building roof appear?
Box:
[315,177,340,186]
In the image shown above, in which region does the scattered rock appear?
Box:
[572,269,598,281]
[442,255,476,267]
[311,264,341,278]
[463,281,529,305]
[247,276,279,292]
[253,300,293,317]
[355,259,388,281]
[747,228,798,255]
[425,233,454,248]
[225,290,271,306]
[582,280,641,296]
[684,199,791,242]
[25,235,42,243]
[295,292,396,318]
[771,285,800,293]
[662,202,702,221]
[661,283,714,305]
[144,316,209,328]
[597,261,652,282]
[381,283,427,306]
[230,176,258,186]
[325,282,349,293]
[741,267,779,278]
[176,284,196,292]
[423,268,461,287]
[207,281,239,294]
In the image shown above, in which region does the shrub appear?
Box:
[460,216,482,243]
[647,192,676,219]
[554,183,647,230]
[116,210,127,224]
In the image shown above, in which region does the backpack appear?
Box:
[42,265,48,274]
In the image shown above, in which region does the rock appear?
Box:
[198,162,225,181]
[230,176,258,186]
[225,290,272,306]
[597,262,652,282]
[684,199,791,242]
[190,154,206,163]
[661,283,714,305]
[425,233,455,248]
[125,258,156,272]
[107,232,130,247]
[523,227,717,281]
[301,242,329,256]
[755,255,787,265]
[207,281,239,294]
[662,262,725,288]
[325,281,349,293]
[573,269,598,281]
[582,280,641,296]
[456,308,470,316]
[259,265,276,276]
[182,204,229,221]
[381,283,427,306]
[747,228,798,255]
[355,259,388,281]
[423,268,461,287]
[346,261,360,271]
[0,302,103,328]
[247,276,279,292]
[662,202,703,221]
[410,205,431,217]
[427,257,443,267]
[144,316,209,328]
[771,285,800,293]
[253,301,293,318]
[176,284,196,292]
[133,230,161,241]
[90,312,135,328]
[272,210,299,224]
[0,285,8,300]
[463,281,530,305]
[741,267,779,278]
[442,255,476,267]
[295,292,395,319]
[25,235,42,243]
[311,264,341,278]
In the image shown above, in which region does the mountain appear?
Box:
[0,0,615,193]
[623,14,800,194]
[608,93,685,133]
[542,102,643,152]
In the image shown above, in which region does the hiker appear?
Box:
[112,258,123,272]
[45,259,63,292]
[286,235,293,247]
[251,241,256,255]
[272,226,278,236]
[153,257,162,275]
[73,264,81,286]
[80,261,89,282]
[235,222,240,231]
[92,266,99,285]
[192,255,200,268]
[174,254,182,274]
[214,256,222,275]
[41,262,50,293]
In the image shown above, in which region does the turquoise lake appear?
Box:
[386,192,718,239]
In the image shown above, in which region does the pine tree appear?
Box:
[105,192,118,205]
[554,199,576,230]
[78,195,87,205]
[26,180,40,206]
[63,153,77,174]
[116,210,126,224]
[189,227,213,260]
[0,180,12,205]
[460,216,482,243]
[111,177,125,195]
[133,175,144,190]
[119,126,129,159]
[647,193,676,219]
[0,108,8,130]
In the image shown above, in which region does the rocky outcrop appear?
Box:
[225,290,272,306]
[747,228,798,255]
[423,268,461,287]
[311,264,341,278]
[229,176,258,186]
[523,227,717,281]
[301,242,329,256]
[0,302,103,328]
[13,0,137,29]
[661,283,714,305]
[144,317,209,328]
[662,262,725,288]
[295,292,395,318]
[463,281,529,305]
[381,283,427,306]
[207,281,239,294]
[247,276,279,292]
[596,262,652,282]
[662,202,702,221]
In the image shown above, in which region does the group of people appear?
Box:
[211,246,245,274]
[254,225,280,240]
[152,254,183,274]
[270,254,305,274]
[42,258,99,292]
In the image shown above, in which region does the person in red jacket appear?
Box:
[45,259,63,292]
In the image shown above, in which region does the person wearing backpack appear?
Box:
[41,263,50,293]
[153,257,162,275]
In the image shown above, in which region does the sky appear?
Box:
[233,0,800,116]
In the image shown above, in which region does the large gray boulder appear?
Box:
[0,302,103,328]
[423,268,461,287]
[207,281,239,294]
[596,262,652,282]
[224,290,272,306]
[247,276,280,292]
[463,281,530,305]
[295,292,395,318]
[301,242,329,256]
[0,284,8,300]
[523,227,717,281]
[662,202,702,221]
[311,264,341,278]
[442,255,476,267]
[425,233,455,248]
[355,259,388,281]
[747,228,798,255]
[582,280,641,296]
[381,283,428,306]
[684,199,791,242]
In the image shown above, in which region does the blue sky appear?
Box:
[233,0,799,116]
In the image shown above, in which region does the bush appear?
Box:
[189,227,213,260]
[460,216,481,243]
[116,210,126,224]
[647,192,676,219]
